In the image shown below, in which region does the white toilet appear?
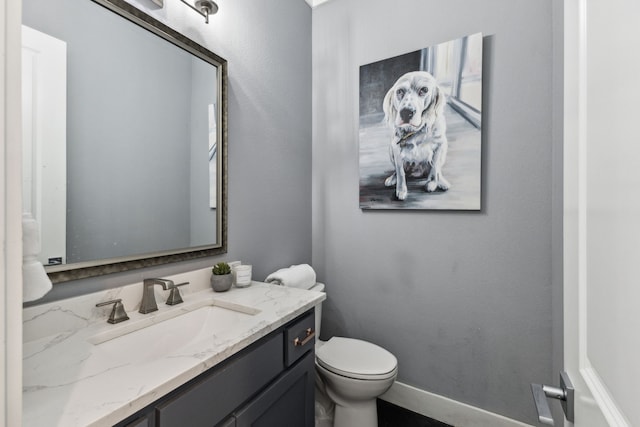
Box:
[310,283,398,427]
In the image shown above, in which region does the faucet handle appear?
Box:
[96,299,130,324]
[166,282,189,306]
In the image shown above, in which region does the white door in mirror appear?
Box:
[22,25,67,267]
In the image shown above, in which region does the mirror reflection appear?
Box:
[22,0,226,281]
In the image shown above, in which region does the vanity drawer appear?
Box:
[284,310,315,367]
[155,333,283,427]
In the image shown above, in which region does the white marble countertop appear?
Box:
[23,272,325,427]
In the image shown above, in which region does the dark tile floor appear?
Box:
[377,400,453,427]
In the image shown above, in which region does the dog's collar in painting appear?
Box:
[396,127,426,144]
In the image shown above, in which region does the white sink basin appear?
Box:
[87,299,260,365]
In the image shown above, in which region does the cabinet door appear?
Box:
[235,351,315,427]
[216,416,235,427]
[123,415,151,427]
[155,333,283,427]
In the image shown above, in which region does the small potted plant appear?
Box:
[211,262,233,292]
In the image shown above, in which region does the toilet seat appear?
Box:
[316,337,397,381]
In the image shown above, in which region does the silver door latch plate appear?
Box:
[531,371,575,425]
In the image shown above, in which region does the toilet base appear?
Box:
[333,399,378,427]
[315,378,335,426]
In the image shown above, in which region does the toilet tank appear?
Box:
[310,282,325,339]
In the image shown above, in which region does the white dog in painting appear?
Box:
[383,71,449,200]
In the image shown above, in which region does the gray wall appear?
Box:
[312,0,555,424]
[30,0,312,302]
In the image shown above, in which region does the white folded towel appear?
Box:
[22,213,52,302]
[265,264,316,290]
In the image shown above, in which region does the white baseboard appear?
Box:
[380,381,534,427]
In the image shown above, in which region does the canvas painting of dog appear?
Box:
[359,33,483,210]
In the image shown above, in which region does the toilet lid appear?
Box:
[316,337,397,380]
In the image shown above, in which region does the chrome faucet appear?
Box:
[139,278,173,314]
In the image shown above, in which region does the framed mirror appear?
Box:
[22,0,227,283]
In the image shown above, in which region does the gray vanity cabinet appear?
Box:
[115,309,316,427]
[233,351,315,427]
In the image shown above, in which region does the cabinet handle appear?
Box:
[293,328,315,347]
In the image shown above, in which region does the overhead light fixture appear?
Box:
[180,0,218,24]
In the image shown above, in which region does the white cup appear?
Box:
[228,261,241,285]
[233,265,252,288]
